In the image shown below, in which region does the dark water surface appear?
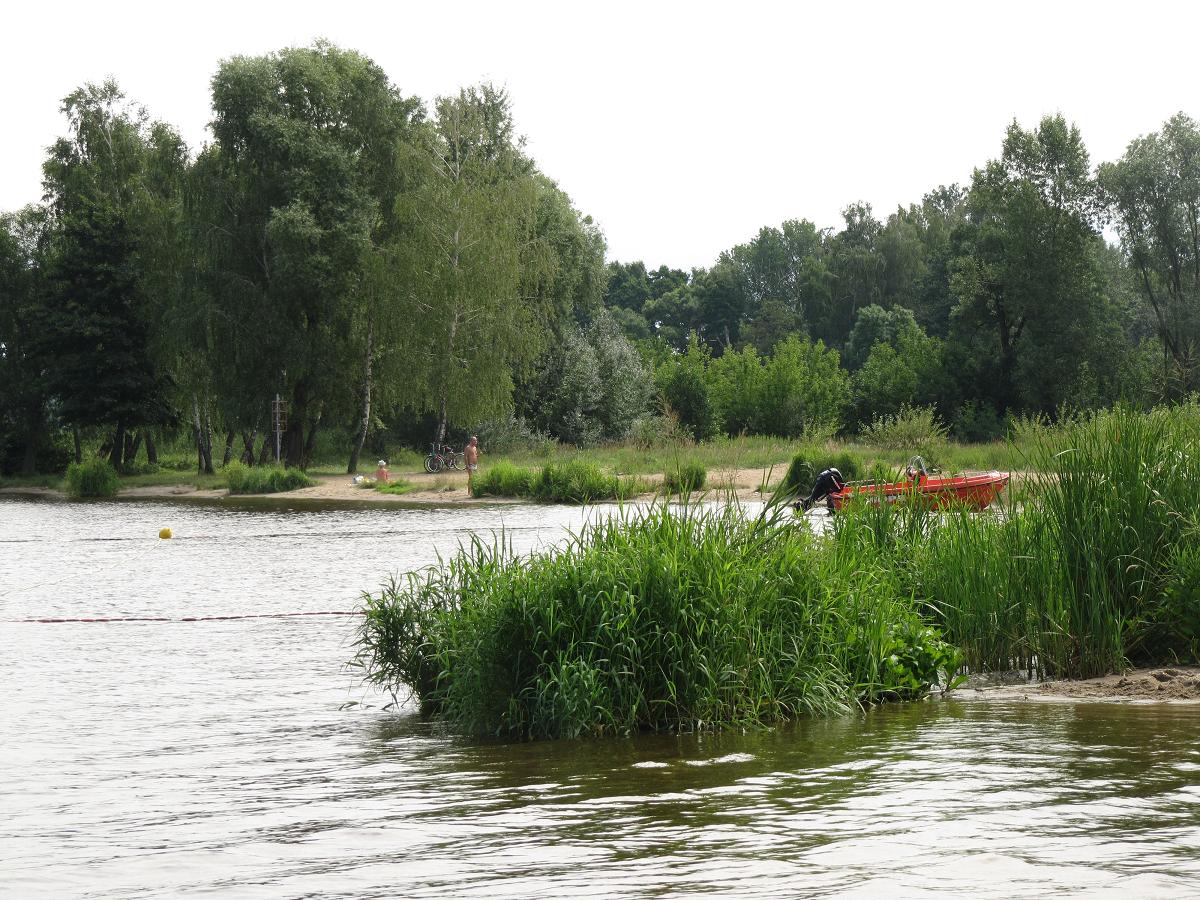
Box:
[2,495,1199,898]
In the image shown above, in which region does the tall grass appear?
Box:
[773,447,863,502]
[839,405,1200,678]
[354,503,962,739]
[224,462,316,494]
[662,461,707,495]
[65,459,121,498]
[470,459,645,503]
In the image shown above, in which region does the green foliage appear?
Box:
[224,462,316,494]
[663,461,707,495]
[656,333,715,440]
[860,405,949,462]
[372,479,415,495]
[470,459,640,503]
[65,458,121,498]
[470,460,537,498]
[626,412,693,450]
[353,504,960,739]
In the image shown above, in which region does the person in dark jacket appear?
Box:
[796,467,845,511]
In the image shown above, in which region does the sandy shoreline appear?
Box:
[0,465,778,506]
[957,666,1200,704]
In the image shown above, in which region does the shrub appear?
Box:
[627,412,692,450]
[224,462,316,494]
[473,417,555,457]
[861,404,949,461]
[663,461,707,495]
[65,458,121,498]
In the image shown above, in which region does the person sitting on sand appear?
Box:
[374,459,390,483]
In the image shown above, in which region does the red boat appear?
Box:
[828,463,1010,512]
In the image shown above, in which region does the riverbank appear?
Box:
[960,666,1200,704]
[0,465,782,505]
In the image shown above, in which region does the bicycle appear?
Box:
[424,443,462,473]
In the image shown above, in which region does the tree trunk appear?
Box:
[110,421,126,471]
[257,435,272,466]
[302,403,323,470]
[283,384,307,469]
[126,431,142,466]
[241,429,258,465]
[222,430,235,467]
[348,318,374,474]
[203,401,215,475]
[73,426,83,465]
[144,430,157,465]
[192,396,213,475]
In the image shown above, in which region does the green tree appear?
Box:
[205,42,421,468]
[757,336,850,438]
[656,333,715,440]
[949,115,1112,414]
[1100,113,1200,395]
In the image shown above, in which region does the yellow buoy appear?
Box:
[159,527,173,540]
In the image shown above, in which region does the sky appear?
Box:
[3,0,1197,270]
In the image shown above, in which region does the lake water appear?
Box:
[2,495,1199,898]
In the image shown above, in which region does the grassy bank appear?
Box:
[470,459,647,503]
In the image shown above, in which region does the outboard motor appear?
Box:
[796,467,845,511]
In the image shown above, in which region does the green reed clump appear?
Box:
[858,404,1200,679]
[663,461,707,495]
[224,462,316,494]
[532,460,623,502]
[354,504,961,739]
[65,458,121,498]
[470,461,537,498]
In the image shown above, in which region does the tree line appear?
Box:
[1,43,607,475]
[608,114,1200,441]
[2,41,1198,476]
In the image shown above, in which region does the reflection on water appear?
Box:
[2,496,1199,897]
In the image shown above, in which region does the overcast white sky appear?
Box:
[3,0,1196,269]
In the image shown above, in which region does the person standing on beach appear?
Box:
[464,436,480,490]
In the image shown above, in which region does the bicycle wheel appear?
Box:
[424,454,442,474]
[447,453,462,470]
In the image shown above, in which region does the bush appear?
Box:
[473,417,555,457]
[65,458,121,498]
[663,461,707,495]
[224,462,316,494]
[627,412,692,450]
[860,405,949,461]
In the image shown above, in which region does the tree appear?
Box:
[656,334,715,440]
[949,115,1111,414]
[0,208,52,474]
[396,84,556,444]
[756,336,850,438]
[34,200,168,467]
[205,42,422,468]
[1100,113,1200,395]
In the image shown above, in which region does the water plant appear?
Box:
[470,459,643,503]
[224,462,316,494]
[64,458,121,498]
[354,503,961,739]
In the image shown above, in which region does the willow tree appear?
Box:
[206,42,421,468]
[396,85,550,444]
